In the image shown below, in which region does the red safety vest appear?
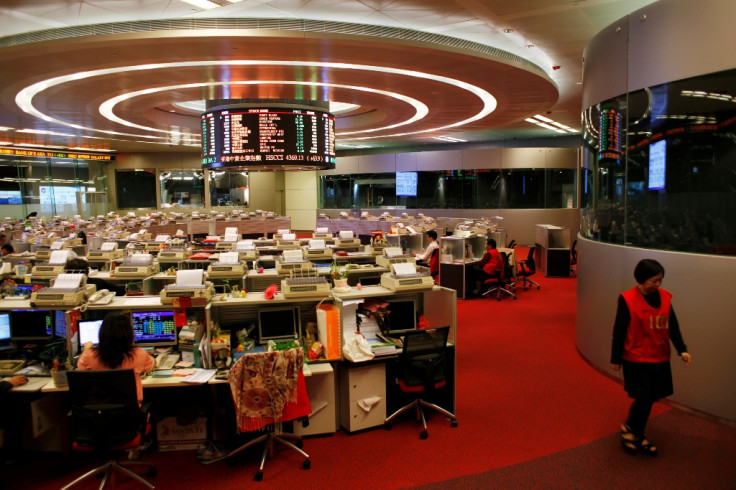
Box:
[621,286,673,363]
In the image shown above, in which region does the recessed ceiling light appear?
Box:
[526,44,535,49]
[502,29,513,34]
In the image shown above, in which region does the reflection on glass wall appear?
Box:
[208,171,248,206]
[0,157,106,218]
[581,68,736,255]
[160,170,205,207]
[116,169,156,209]
[319,168,576,210]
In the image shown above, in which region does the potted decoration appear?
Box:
[330,262,351,289]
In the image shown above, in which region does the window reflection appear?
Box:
[208,171,248,207]
[581,68,736,255]
[160,170,205,207]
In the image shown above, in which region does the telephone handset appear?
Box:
[156,353,181,370]
[88,289,114,304]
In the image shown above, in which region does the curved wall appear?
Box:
[579,0,736,422]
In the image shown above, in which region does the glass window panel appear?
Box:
[208,171,248,207]
[116,169,156,209]
[161,170,205,207]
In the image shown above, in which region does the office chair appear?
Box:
[511,247,541,290]
[385,326,457,439]
[226,347,312,481]
[481,252,517,301]
[570,239,578,277]
[429,247,440,284]
[62,369,156,490]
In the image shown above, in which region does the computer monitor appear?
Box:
[384,297,418,335]
[131,310,177,347]
[54,310,67,338]
[258,306,298,344]
[0,313,11,349]
[9,310,53,340]
[78,319,103,346]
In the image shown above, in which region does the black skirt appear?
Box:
[622,360,674,400]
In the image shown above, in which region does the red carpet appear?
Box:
[5,256,735,488]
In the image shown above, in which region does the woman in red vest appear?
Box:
[610,259,692,456]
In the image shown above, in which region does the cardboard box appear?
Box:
[156,416,207,451]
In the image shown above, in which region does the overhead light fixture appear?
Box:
[502,29,514,34]
[527,115,578,134]
[181,0,243,9]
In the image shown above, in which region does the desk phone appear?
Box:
[156,353,181,370]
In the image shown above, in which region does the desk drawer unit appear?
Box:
[339,363,386,433]
[294,364,337,436]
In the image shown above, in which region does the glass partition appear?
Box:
[581,68,736,255]
[116,169,156,209]
[160,170,205,207]
[319,168,576,210]
[208,170,248,207]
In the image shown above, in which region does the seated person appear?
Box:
[469,238,503,295]
[1,243,14,255]
[0,375,28,392]
[64,257,127,296]
[413,230,439,266]
[78,312,154,405]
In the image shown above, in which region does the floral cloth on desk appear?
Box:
[227,347,304,433]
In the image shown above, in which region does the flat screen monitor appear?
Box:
[258,306,298,344]
[131,310,177,347]
[9,310,53,340]
[54,310,67,338]
[0,313,10,347]
[78,319,103,346]
[396,171,418,197]
[385,298,418,335]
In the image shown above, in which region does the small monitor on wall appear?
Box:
[131,310,177,347]
[78,319,103,347]
[396,171,418,197]
[0,313,11,346]
[10,310,53,340]
[648,139,666,191]
[258,306,298,344]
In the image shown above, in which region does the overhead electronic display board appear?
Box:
[201,107,336,170]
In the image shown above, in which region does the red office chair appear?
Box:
[385,326,457,439]
[226,348,312,481]
[428,247,440,284]
[482,252,516,301]
[511,247,541,290]
[63,369,156,490]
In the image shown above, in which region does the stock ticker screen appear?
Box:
[201,107,336,170]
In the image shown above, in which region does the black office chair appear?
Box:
[482,252,517,301]
[384,326,457,439]
[570,239,578,277]
[511,247,541,290]
[63,369,156,490]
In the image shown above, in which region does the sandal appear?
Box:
[619,424,638,452]
[637,437,658,457]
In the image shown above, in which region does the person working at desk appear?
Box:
[1,243,14,255]
[413,230,439,265]
[78,312,154,405]
[469,238,503,296]
[0,375,28,392]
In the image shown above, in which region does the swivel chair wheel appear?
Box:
[384,423,393,430]
[513,296,517,300]
[302,459,311,470]
[254,470,263,482]
[147,467,158,477]
[451,420,458,428]
[420,430,428,439]
[496,297,502,302]
[294,439,303,449]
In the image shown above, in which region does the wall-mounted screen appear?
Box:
[258,306,298,344]
[201,107,336,170]
[131,310,176,347]
[648,139,666,191]
[0,190,22,204]
[396,172,418,197]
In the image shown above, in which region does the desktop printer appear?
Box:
[113,253,159,278]
[335,231,361,248]
[87,242,124,261]
[275,249,313,275]
[234,241,258,262]
[161,269,215,304]
[31,249,74,279]
[30,273,97,307]
[380,262,435,292]
[207,252,246,279]
[33,249,53,261]
[281,276,331,298]
[375,247,417,268]
[303,239,333,260]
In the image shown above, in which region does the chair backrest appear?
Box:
[66,369,141,449]
[398,326,450,391]
[500,252,513,281]
[571,239,578,264]
[428,247,439,277]
[524,247,536,274]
